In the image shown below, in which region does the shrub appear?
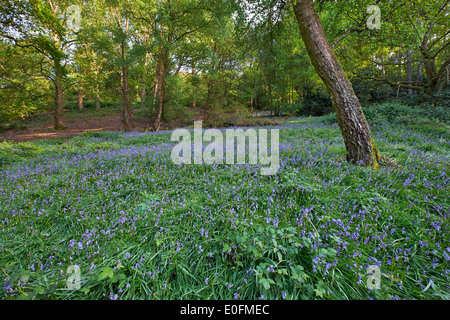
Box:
[64,101,120,110]
[161,74,194,128]
[316,102,449,126]
[299,89,333,117]
[162,105,194,128]
[280,103,302,117]
[204,104,278,128]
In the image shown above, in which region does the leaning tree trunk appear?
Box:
[292,0,380,167]
[54,63,65,130]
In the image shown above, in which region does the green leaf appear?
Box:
[223,243,232,253]
[111,273,126,283]
[259,278,270,290]
[19,271,30,283]
[98,267,114,281]
[80,287,90,294]
[259,277,275,290]
[47,284,57,294]
[34,286,45,295]
[276,251,283,262]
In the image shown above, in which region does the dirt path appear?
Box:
[0,114,151,143]
[0,108,259,143]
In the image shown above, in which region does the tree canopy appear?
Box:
[1,0,448,131]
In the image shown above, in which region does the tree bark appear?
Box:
[139,56,147,112]
[268,82,273,116]
[416,61,422,82]
[95,89,101,111]
[121,41,133,131]
[295,85,302,104]
[77,88,84,110]
[191,65,197,109]
[436,58,450,92]
[153,48,169,131]
[292,0,380,167]
[54,63,65,130]
[420,37,440,93]
[140,88,146,110]
[406,50,413,95]
[204,80,213,124]
[153,54,160,106]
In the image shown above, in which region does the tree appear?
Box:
[70,36,107,112]
[323,0,449,96]
[414,0,450,94]
[0,0,78,130]
[291,0,380,167]
[135,0,233,131]
[106,0,135,131]
[85,0,137,130]
[199,20,237,123]
[0,41,51,121]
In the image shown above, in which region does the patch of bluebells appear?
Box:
[0,123,448,299]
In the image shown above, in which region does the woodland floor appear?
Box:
[0,108,263,142]
[0,109,188,142]
[1,119,448,300]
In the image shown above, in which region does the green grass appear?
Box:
[0,119,449,300]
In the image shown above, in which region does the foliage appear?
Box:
[1,0,449,129]
[319,102,450,126]
[161,75,194,128]
[64,101,120,111]
[297,86,333,117]
[0,119,449,300]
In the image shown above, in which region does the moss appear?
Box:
[369,137,381,169]
[53,125,67,131]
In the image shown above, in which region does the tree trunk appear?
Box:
[121,41,133,131]
[153,57,160,107]
[420,37,441,93]
[54,63,65,130]
[406,50,413,95]
[416,61,423,95]
[152,47,163,127]
[295,85,302,104]
[268,83,273,116]
[153,48,168,132]
[204,80,213,124]
[140,88,146,110]
[192,65,197,109]
[77,88,84,110]
[292,0,380,167]
[95,89,101,111]
[436,59,450,92]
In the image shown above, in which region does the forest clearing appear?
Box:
[1,0,449,303]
